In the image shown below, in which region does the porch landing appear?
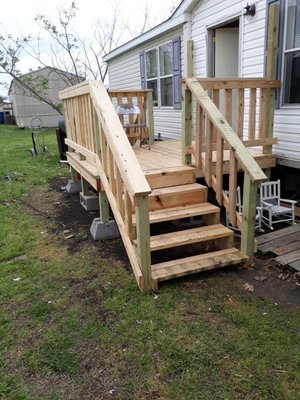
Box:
[133,139,277,177]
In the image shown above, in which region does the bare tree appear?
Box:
[0,0,175,112]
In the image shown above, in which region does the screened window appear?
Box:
[284,0,300,104]
[146,42,173,107]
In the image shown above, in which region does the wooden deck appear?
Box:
[133,139,277,176]
[257,224,300,274]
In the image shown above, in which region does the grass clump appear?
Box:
[0,125,299,399]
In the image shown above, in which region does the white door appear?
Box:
[214,27,239,77]
[214,26,239,128]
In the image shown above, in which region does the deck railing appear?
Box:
[108,89,155,144]
[60,81,152,291]
[182,77,279,259]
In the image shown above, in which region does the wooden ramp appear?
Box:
[257,224,300,274]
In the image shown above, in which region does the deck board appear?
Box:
[257,224,300,273]
[133,140,276,176]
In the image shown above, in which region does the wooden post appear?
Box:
[264,3,279,178]
[70,166,78,182]
[241,173,259,262]
[135,194,152,292]
[182,83,193,165]
[186,40,193,78]
[92,106,110,223]
[146,91,155,145]
[81,177,89,196]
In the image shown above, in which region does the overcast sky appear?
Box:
[0,0,180,95]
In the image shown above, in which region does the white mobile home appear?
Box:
[104,0,300,171]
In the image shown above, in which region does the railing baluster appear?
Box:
[116,167,124,218]
[205,118,213,187]
[237,88,244,140]
[259,88,267,139]
[249,88,256,140]
[224,88,232,127]
[124,191,134,240]
[212,89,220,144]
[195,105,202,169]
[229,149,238,227]
[216,135,224,205]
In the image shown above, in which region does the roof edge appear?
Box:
[103,12,192,62]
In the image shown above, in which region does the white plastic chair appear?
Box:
[260,180,296,230]
[225,186,263,232]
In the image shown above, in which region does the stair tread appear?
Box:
[150,183,206,196]
[144,165,195,175]
[148,203,219,223]
[147,223,233,251]
[144,166,196,189]
[152,248,248,281]
[133,203,220,224]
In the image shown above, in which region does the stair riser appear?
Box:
[152,257,244,289]
[149,189,207,211]
[150,235,234,252]
[146,169,195,189]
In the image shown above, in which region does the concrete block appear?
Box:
[80,191,99,211]
[66,180,81,194]
[90,218,120,240]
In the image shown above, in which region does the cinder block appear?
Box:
[80,191,99,211]
[66,180,81,194]
[90,218,120,240]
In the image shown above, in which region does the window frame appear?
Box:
[282,0,300,105]
[145,41,174,108]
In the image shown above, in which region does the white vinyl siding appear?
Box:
[107,28,183,140]
[106,0,300,165]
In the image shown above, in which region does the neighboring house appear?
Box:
[9,67,84,127]
[103,0,300,171]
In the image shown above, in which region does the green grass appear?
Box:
[0,124,300,399]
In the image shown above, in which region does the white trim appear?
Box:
[206,10,243,30]
[281,0,300,105]
[103,13,191,62]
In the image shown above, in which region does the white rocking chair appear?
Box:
[260,179,297,230]
[225,186,263,232]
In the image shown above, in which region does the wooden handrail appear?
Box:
[185,78,267,183]
[59,80,152,291]
[89,81,151,199]
[195,78,280,90]
[182,77,275,261]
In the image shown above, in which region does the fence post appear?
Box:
[241,173,259,262]
[135,194,151,292]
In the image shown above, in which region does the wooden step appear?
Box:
[149,183,207,211]
[147,224,233,251]
[151,248,248,283]
[147,203,220,224]
[145,166,196,189]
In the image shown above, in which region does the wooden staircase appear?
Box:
[138,167,248,290]
[59,79,272,293]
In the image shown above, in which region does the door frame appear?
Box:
[207,16,242,78]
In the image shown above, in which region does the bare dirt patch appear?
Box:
[30,176,300,308]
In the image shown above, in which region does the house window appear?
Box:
[283,0,300,104]
[146,42,173,107]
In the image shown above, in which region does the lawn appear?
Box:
[0,125,299,400]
